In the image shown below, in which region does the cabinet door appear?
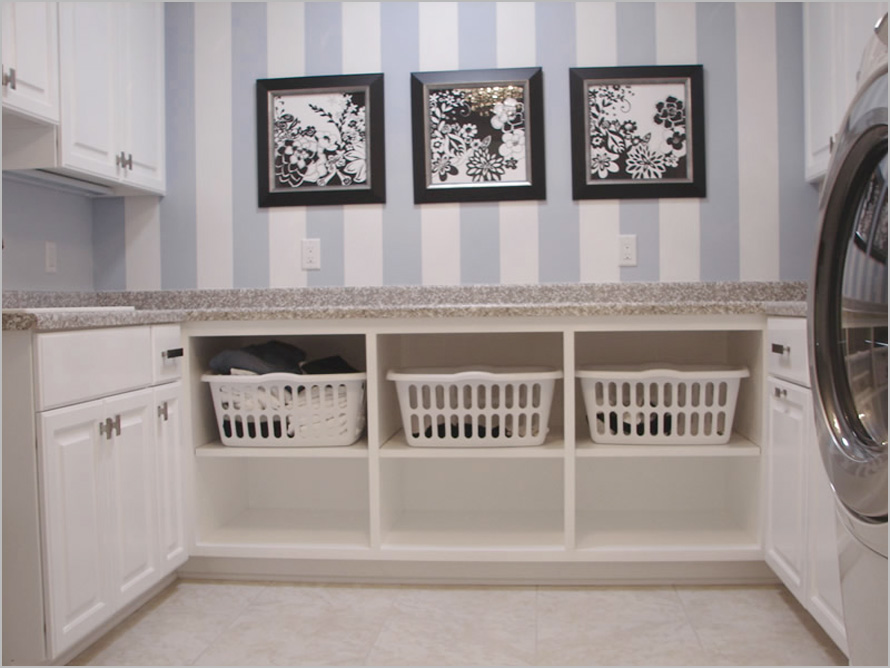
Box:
[806,445,849,655]
[58,2,119,181]
[39,399,115,658]
[764,379,809,600]
[155,382,187,574]
[1,2,60,123]
[804,3,886,182]
[117,3,165,193]
[106,389,160,606]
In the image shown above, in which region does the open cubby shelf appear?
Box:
[186,320,765,561]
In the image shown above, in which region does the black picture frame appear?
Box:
[410,67,545,204]
[569,65,706,200]
[256,73,385,207]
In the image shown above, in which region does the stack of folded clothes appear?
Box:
[208,340,358,376]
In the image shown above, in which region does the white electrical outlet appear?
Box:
[302,238,321,270]
[45,241,58,273]
[619,234,637,267]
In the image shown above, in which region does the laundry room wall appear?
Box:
[44,2,822,291]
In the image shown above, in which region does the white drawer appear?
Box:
[151,324,183,384]
[35,327,153,410]
[767,317,810,387]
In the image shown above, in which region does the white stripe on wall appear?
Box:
[577,2,620,283]
[267,2,307,289]
[497,1,538,285]
[124,196,162,290]
[419,2,460,286]
[737,3,780,281]
[343,2,383,287]
[195,2,234,289]
[656,2,700,282]
[579,202,621,283]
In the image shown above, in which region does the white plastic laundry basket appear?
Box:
[203,372,366,446]
[577,364,749,445]
[387,366,562,447]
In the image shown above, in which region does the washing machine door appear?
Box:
[809,66,888,529]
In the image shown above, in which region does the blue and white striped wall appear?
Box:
[98,2,818,291]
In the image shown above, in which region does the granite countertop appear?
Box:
[2,281,809,332]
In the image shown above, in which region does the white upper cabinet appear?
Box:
[804,3,886,183]
[1,2,60,123]
[56,2,165,194]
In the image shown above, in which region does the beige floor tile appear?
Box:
[68,580,268,666]
[365,586,537,666]
[535,587,716,666]
[677,585,847,666]
[193,583,399,666]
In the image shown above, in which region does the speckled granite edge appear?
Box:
[3,281,808,331]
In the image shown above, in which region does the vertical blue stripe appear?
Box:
[232,2,268,288]
[776,3,819,282]
[617,2,659,282]
[93,198,126,291]
[536,2,578,284]
[697,2,740,281]
[381,2,422,285]
[305,2,345,286]
[459,2,499,285]
[159,2,197,289]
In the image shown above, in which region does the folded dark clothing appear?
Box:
[300,355,358,374]
[209,340,306,375]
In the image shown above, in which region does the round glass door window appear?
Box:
[839,151,888,449]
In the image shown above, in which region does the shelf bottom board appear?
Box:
[575,509,757,552]
[381,510,565,551]
[198,508,369,548]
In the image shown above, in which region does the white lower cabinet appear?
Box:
[765,318,847,654]
[39,388,158,656]
[765,379,810,598]
[155,382,187,573]
[11,325,186,662]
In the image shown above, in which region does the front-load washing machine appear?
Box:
[809,13,888,667]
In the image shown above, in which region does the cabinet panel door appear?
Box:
[765,379,809,599]
[39,400,114,658]
[58,2,119,181]
[1,2,59,122]
[807,446,848,654]
[107,389,159,605]
[155,383,187,573]
[118,3,165,193]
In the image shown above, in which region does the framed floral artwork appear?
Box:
[569,65,706,200]
[256,73,385,207]
[410,67,546,204]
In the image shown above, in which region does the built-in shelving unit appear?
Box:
[184,315,766,575]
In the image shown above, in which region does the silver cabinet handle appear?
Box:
[158,402,169,421]
[161,348,183,360]
[98,415,121,439]
[774,387,788,399]
[2,67,16,90]
[771,343,790,355]
[115,152,134,170]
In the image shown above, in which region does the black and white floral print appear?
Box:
[272,91,367,190]
[587,82,689,183]
[427,85,527,185]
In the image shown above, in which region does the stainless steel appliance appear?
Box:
[809,14,888,667]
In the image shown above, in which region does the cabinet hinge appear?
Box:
[158,402,169,422]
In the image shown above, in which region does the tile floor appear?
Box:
[69,579,847,666]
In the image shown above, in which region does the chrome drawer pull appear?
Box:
[162,348,183,360]
[771,343,790,355]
